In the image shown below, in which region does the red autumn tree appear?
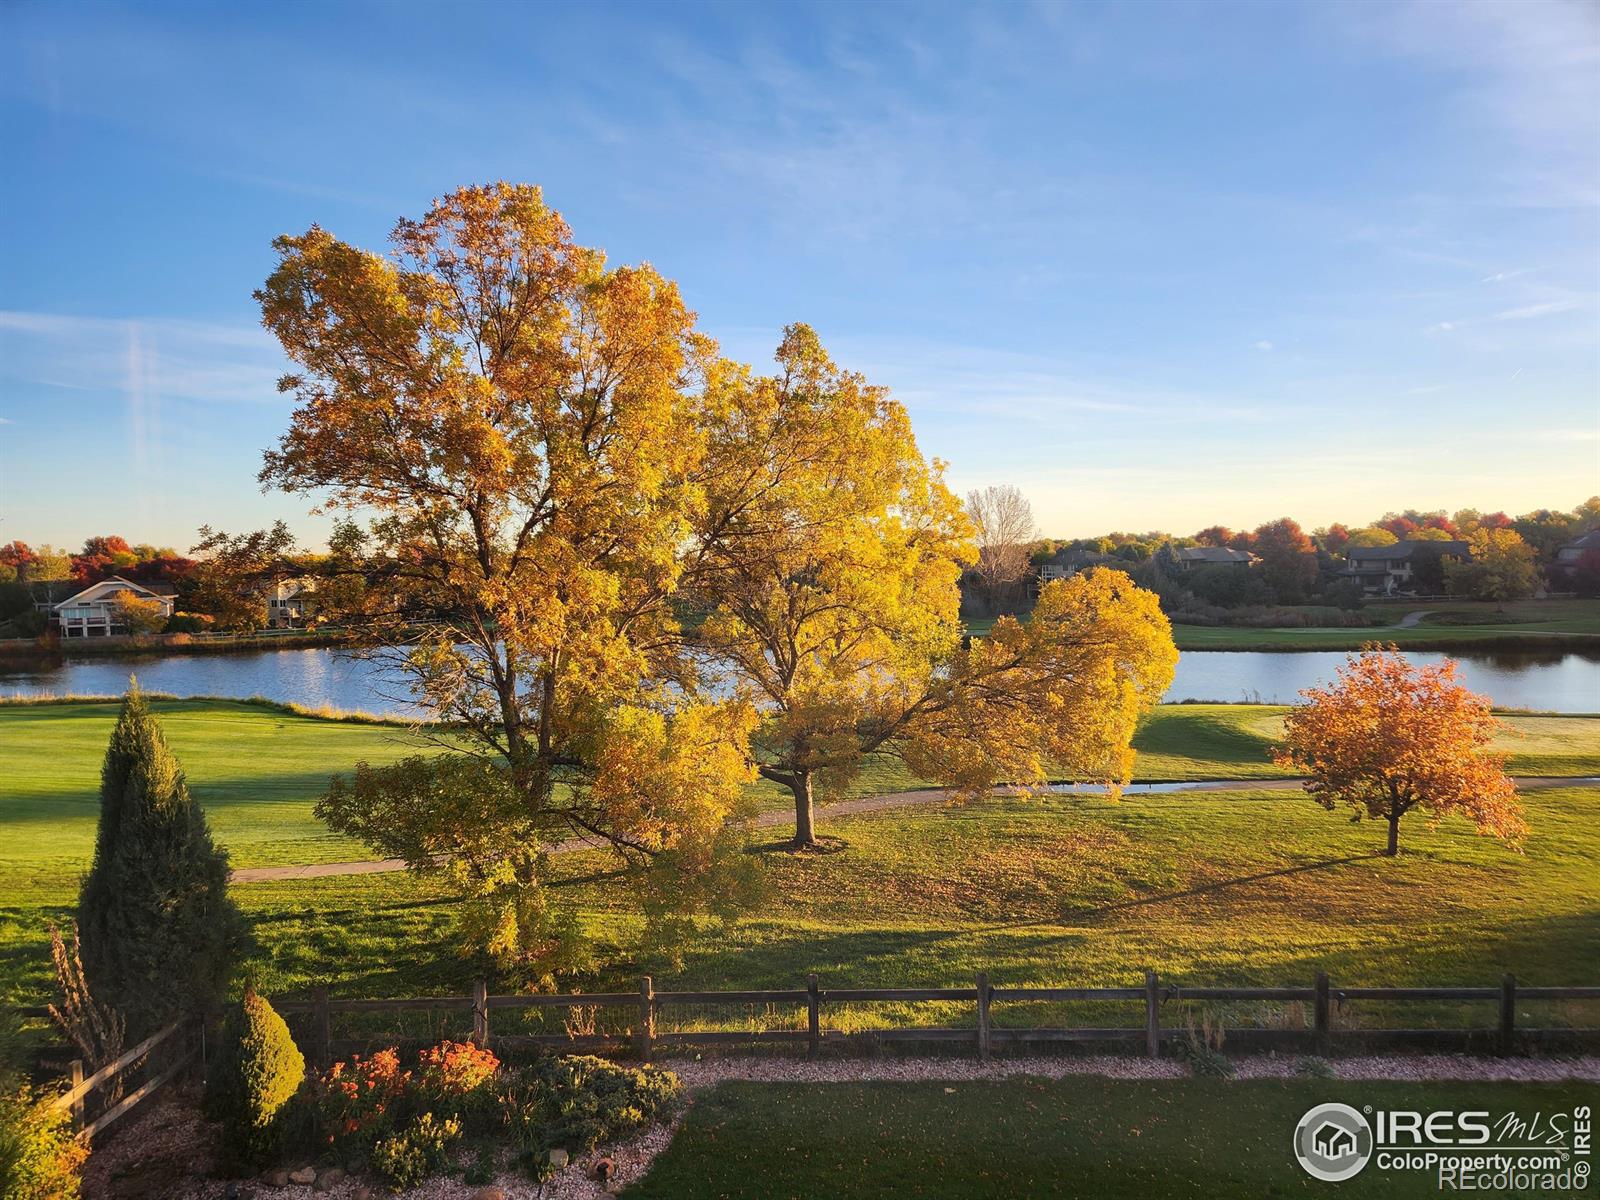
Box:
[1316,523,1351,554]
[1251,516,1318,602]
[1274,646,1525,856]
[73,535,136,582]
[1193,525,1233,547]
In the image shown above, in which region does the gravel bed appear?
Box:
[666,1052,1600,1087]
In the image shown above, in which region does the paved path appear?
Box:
[1396,610,1434,628]
[229,775,1600,884]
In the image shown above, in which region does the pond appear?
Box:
[1,645,1597,717]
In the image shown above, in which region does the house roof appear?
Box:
[51,576,178,608]
[1177,546,1256,564]
[1561,529,1600,553]
[1346,539,1470,562]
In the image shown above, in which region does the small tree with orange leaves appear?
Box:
[1274,646,1525,856]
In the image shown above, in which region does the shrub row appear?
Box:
[209,993,681,1190]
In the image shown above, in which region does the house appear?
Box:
[47,576,177,637]
[1344,539,1471,596]
[1553,529,1600,579]
[1032,552,1117,594]
[264,578,316,629]
[1174,546,1258,570]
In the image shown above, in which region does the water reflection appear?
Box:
[1,645,1597,717]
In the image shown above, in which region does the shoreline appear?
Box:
[1,693,1593,722]
[0,629,369,661]
[1171,632,1600,653]
[2,631,1596,660]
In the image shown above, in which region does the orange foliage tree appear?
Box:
[1274,646,1525,855]
[245,181,1182,970]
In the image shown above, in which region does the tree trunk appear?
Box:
[1386,804,1401,856]
[791,773,817,849]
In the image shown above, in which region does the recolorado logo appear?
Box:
[1294,1102,1374,1181]
[1294,1103,1592,1190]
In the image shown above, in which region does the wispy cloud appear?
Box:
[1495,299,1583,321]
[1335,0,1600,207]
[0,311,283,405]
[1481,268,1538,284]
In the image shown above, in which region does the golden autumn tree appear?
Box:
[254,184,758,977]
[687,327,1178,848]
[1274,646,1525,856]
[1444,527,1539,602]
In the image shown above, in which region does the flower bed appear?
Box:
[246,1035,680,1193]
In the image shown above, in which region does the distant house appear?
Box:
[1344,540,1471,596]
[1175,546,1258,570]
[264,578,315,629]
[45,576,178,637]
[1553,529,1600,580]
[1033,552,1118,593]
[1037,564,1071,584]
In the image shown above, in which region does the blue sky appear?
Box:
[1,0,1596,549]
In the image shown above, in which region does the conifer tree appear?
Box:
[77,682,246,1035]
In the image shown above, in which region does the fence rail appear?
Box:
[271,971,1600,1065]
[48,1018,196,1143]
[28,973,1596,1136]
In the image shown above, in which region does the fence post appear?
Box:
[637,976,654,1062]
[1145,970,1160,1058]
[1499,973,1516,1056]
[807,974,821,1059]
[1314,972,1330,1054]
[312,985,332,1068]
[472,979,489,1048]
[976,972,992,1061]
[68,1060,84,1132]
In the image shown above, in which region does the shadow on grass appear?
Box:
[1041,851,1387,927]
[745,836,852,856]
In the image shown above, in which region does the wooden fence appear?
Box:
[272,972,1600,1064]
[22,973,1597,1138]
[47,1018,198,1143]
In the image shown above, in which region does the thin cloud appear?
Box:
[1495,299,1582,321]
[0,311,284,405]
[1481,268,1538,284]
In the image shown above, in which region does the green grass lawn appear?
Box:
[968,598,1600,650]
[204,783,1600,1042]
[1131,705,1600,779]
[2,700,1596,1029]
[1,699,1588,899]
[627,1078,1596,1199]
[0,698,432,877]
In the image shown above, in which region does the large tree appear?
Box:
[688,329,1177,847]
[78,685,245,1035]
[254,183,1179,965]
[1444,528,1538,602]
[965,484,1037,612]
[256,184,756,975]
[1274,647,1524,856]
[1251,516,1318,603]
